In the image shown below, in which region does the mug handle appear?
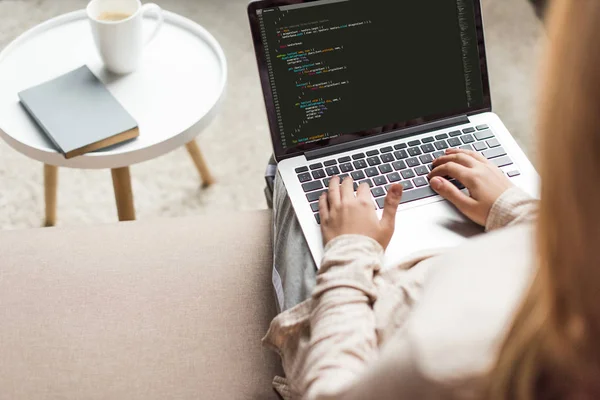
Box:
[141,3,164,45]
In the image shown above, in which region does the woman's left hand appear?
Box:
[319,176,404,249]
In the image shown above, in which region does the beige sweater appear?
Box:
[263,187,539,400]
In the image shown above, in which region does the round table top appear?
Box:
[0,10,227,169]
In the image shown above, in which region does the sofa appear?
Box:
[0,211,282,399]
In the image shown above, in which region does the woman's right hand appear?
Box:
[427,148,514,226]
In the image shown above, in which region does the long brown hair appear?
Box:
[488,0,600,398]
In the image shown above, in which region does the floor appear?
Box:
[0,0,544,230]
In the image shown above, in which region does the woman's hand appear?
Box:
[319,176,404,249]
[428,148,514,226]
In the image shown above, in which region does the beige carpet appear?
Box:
[0,0,544,230]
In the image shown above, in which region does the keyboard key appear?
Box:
[338,156,351,163]
[307,189,327,202]
[408,140,421,147]
[491,156,513,168]
[392,160,407,170]
[325,166,340,176]
[435,133,448,140]
[366,149,379,156]
[460,144,473,151]
[507,170,521,177]
[462,127,476,134]
[314,213,321,224]
[377,186,436,208]
[419,154,434,164]
[295,166,308,173]
[380,153,395,163]
[353,159,368,169]
[351,170,366,180]
[399,186,437,204]
[474,129,494,141]
[339,173,349,181]
[473,142,487,151]
[448,137,462,147]
[394,150,408,160]
[373,176,387,186]
[428,164,434,172]
[487,138,500,148]
[381,146,393,153]
[387,172,402,182]
[367,156,381,166]
[401,169,415,179]
[433,151,445,159]
[413,177,428,187]
[407,147,422,156]
[323,177,330,186]
[449,130,462,137]
[483,147,507,159]
[394,143,408,150]
[359,178,373,188]
[461,134,475,144]
[324,159,337,166]
[406,157,420,167]
[297,172,312,183]
[379,164,393,174]
[371,187,386,198]
[312,169,326,179]
[476,124,489,131]
[415,166,429,176]
[340,163,354,173]
[352,153,366,160]
[309,163,323,170]
[450,179,466,189]
[310,202,319,212]
[400,180,414,190]
[421,137,435,143]
[365,167,379,177]
[420,143,435,153]
[302,180,323,192]
[434,140,448,150]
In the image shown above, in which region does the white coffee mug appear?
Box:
[87,0,164,74]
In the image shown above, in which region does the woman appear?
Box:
[264,0,600,398]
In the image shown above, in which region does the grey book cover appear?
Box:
[18,65,139,159]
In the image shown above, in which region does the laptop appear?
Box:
[247,0,539,268]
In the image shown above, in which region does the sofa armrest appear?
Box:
[0,210,282,399]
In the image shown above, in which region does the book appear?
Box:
[18,65,139,159]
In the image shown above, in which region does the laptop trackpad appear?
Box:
[383,200,483,268]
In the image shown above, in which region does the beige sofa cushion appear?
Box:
[0,211,282,399]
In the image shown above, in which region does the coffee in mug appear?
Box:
[97,11,132,21]
[87,0,164,74]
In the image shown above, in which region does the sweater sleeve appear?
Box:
[299,234,383,400]
[485,186,539,232]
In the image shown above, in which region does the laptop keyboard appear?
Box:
[295,125,520,224]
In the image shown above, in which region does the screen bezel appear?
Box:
[247,0,492,161]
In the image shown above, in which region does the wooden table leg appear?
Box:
[111,167,136,221]
[186,140,215,188]
[44,164,58,227]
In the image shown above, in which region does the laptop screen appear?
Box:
[248,0,491,160]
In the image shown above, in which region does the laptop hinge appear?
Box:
[304,115,470,161]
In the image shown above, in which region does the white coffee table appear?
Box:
[0,10,227,225]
